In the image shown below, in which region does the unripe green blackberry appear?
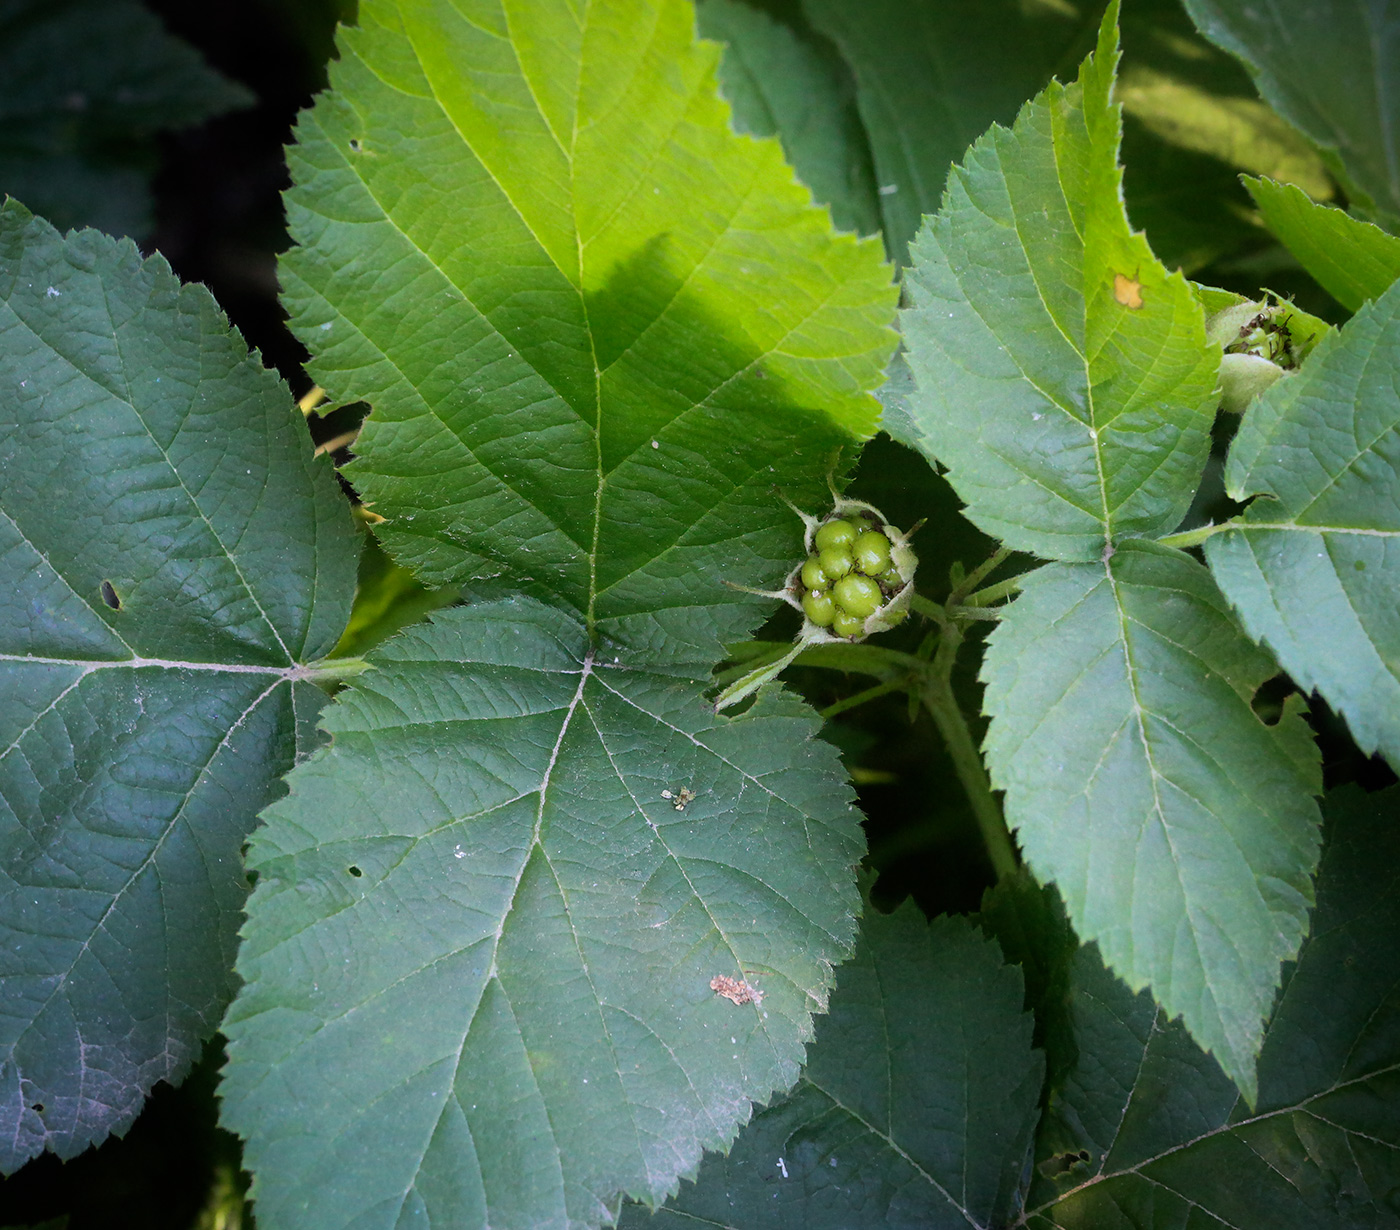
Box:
[713,492,923,710]
[834,574,881,618]
[832,610,865,639]
[852,530,891,576]
[795,500,920,641]
[801,556,830,592]
[818,546,854,580]
[814,519,857,552]
[802,589,836,626]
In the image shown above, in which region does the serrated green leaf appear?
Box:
[1027,784,1400,1227]
[1184,0,1400,228]
[220,598,863,1229]
[696,0,880,239]
[1204,276,1400,770]
[618,903,1044,1229]
[978,871,1081,1099]
[803,0,1098,267]
[901,10,1220,562]
[280,0,895,647]
[1245,176,1400,314]
[0,0,252,238]
[0,201,357,1170]
[873,350,921,452]
[982,541,1322,1098]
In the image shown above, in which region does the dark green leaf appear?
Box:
[1205,276,1400,769]
[1027,784,1400,1226]
[1183,0,1400,227]
[803,0,1097,266]
[982,542,1322,1098]
[221,599,864,1229]
[618,904,1044,1229]
[697,0,880,237]
[0,201,357,1170]
[900,11,1219,561]
[979,872,1080,1097]
[0,0,252,237]
[1246,176,1400,312]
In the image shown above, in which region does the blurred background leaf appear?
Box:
[0,0,251,238]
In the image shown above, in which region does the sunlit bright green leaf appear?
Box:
[1245,176,1400,313]
[280,0,895,651]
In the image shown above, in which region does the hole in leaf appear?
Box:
[31,1103,44,1114]
[1251,675,1296,727]
[1039,1148,1091,1178]
[348,138,362,152]
[100,580,121,610]
[347,865,362,877]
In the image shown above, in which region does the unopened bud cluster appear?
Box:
[1205,297,1328,413]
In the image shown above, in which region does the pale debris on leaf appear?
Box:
[710,975,762,1005]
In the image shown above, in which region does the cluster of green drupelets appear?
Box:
[799,514,905,639]
[713,496,919,711]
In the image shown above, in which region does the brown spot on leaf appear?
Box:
[710,975,762,1006]
[1113,273,1144,309]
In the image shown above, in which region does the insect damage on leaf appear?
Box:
[1113,272,1144,309]
[710,975,763,1006]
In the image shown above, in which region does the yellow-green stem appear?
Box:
[949,545,1012,606]
[918,625,1018,881]
[1158,520,1231,550]
[819,678,905,720]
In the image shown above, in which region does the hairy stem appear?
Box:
[1158,520,1231,549]
[819,678,905,720]
[788,631,1018,880]
[949,545,1011,605]
[918,625,1018,881]
[959,573,1024,608]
